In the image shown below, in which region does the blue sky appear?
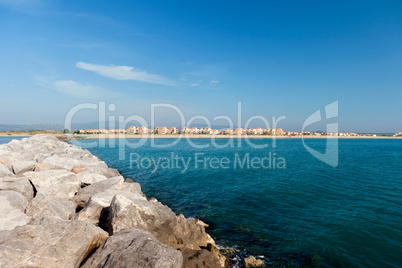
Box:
[0,0,401,132]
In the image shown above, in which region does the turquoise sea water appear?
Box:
[69,138,402,267]
[70,138,402,268]
[2,137,401,267]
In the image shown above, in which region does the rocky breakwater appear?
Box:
[0,135,227,268]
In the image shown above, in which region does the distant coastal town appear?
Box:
[78,127,402,137]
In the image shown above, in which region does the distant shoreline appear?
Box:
[1,133,401,139]
[0,131,62,137]
[0,133,40,137]
[78,134,402,139]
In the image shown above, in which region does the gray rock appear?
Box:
[32,216,66,225]
[174,214,214,250]
[82,228,183,268]
[0,135,227,267]
[41,153,106,171]
[105,195,227,267]
[0,156,19,172]
[13,152,36,162]
[0,177,34,201]
[40,174,81,200]
[73,176,124,208]
[34,162,59,171]
[80,165,121,178]
[0,148,8,157]
[0,163,14,178]
[0,194,29,231]
[26,193,76,220]
[27,134,60,142]
[23,170,75,191]
[104,194,178,244]
[74,188,147,225]
[122,180,143,193]
[42,155,81,170]
[0,220,108,268]
[76,171,107,185]
[181,248,226,268]
[34,154,50,164]
[0,190,28,212]
[11,160,36,176]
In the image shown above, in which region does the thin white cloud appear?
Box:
[34,75,50,88]
[35,76,122,98]
[76,62,175,86]
[53,80,100,97]
[189,80,203,87]
[210,80,220,87]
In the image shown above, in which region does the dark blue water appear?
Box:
[47,138,402,267]
[0,136,27,144]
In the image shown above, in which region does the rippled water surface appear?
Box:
[66,138,401,267]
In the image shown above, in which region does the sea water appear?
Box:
[27,137,402,267]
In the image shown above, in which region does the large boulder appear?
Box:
[174,214,214,250]
[42,153,106,171]
[33,153,51,164]
[41,155,81,170]
[0,219,108,267]
[0,163,14,177]
[0,190,28,212]
[11,160,36,176]
[122,179,143,193]
[175,215,227,267]
[26,193,76,221]
[82,228,183,268]
[0,142,36,163]
[73,176,125,208]
[0,192,30,231]
[24,134,59,143]
[24,170,80,200]
[181,248,224,268]
[0,177,34,201]
[41,174,81,200]
[34,162,59,171]
[105,195,204,247]
[74,188,146,226]
[0,156,20,172]
[104,195,177,240]
[32,216,67,225]
[75,171,107,185]
[23,170,75,191]
[105,195,226,267]
[79,165,121,178]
